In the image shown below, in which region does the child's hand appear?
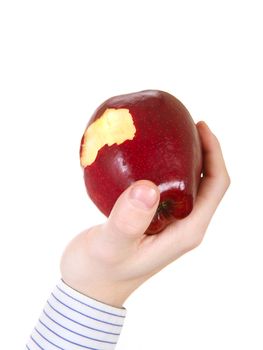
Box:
[60,121,230,307]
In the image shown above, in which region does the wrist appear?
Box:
[61,276,131,308]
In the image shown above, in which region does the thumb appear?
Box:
[102,180,160,245]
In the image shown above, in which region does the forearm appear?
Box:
[25,279,126,350]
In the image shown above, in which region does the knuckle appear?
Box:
[188,234,204,251]
[217,170,231,189]
[226,173,231,187]
[222,172,231,190]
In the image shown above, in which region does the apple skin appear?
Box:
[80,90,202,234]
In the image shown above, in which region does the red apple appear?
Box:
[80,90,202,234]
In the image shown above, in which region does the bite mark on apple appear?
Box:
[80,108,136,167]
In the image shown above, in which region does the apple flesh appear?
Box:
[80,90,202,234]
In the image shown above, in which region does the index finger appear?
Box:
[189,121,230,226]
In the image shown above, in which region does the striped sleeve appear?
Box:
[25,279,127,350]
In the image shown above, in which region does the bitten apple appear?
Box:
[80,90,202,234]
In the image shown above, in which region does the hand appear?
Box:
[60,121,230,308]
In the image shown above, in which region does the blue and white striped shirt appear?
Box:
[25,279,126,350]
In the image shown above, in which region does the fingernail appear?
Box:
[129,184,158,209]
[198,121,207,128]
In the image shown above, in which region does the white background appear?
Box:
[0,1,262,349]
